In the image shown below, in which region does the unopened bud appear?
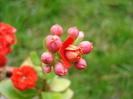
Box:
[65,45,82,62]
[74,31,84,45]
[67,27,79,39]
[74,58,87,70]
[41,52,54,64]
[78,41,93,54]
[54,62,68,76]
[50,24,63,37]
[46,35,62,52]
[43,65,51,73]
[78,31,84,39]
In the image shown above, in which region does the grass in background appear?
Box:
[0,0,133,99]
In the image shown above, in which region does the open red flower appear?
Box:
[0,22,16,35]
[58,36,74,68]
[65,45,82,62]
[0,22,17,54]
[0,52,7,68]
[11,66,38,91]
[0,37,12,54]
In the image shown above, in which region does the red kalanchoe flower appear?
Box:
[11,66,38,91]
[0,22,17,54]
[58,36,74,68]
[4,34,17,45]
[65,45,82,62]
[0,44,12,54]
[0,22,17,35]
[0,52,7,68]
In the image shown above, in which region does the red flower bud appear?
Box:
[65,45,82,62]
[67,27,79,39]
[46,35,62,52]
[50,24,63,37]
[78,31,84,39]
[73,31,85,45]
[74,58,87,70]
[0,52,7,68]
[43,65,51,73]
[54,62,68,76]
[41,52,54,64]
[78,41,93,54]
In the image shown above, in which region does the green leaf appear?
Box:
[30,51,41,66]
[47,74,58,84]
[61,88,74,99]
[41,92,63,99]
[0,79,35,99]
[14,87,39,97]
[43,70,58,80]
[34,66,44,79]
[49,78,71,92]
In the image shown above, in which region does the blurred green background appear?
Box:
[0,0,133,99]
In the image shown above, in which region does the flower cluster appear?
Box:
[11,66,38,91]
[41,24,93,76]
[0,23,17,68]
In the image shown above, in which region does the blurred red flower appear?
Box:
[0,22,16,35]
[0,52,7,68]
[11,66,38,91]
[0,23,17,68]
[0,22,17,54]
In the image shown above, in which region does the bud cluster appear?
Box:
[41,24,93,76]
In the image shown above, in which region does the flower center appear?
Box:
[22,76,27,81]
